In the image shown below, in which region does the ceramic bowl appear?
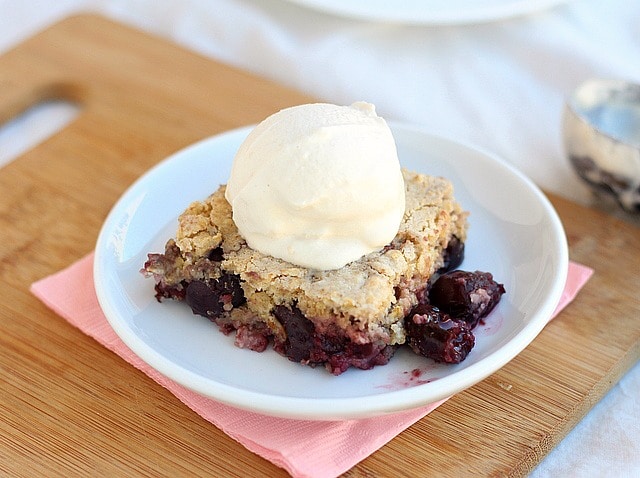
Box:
[563,78,640,213]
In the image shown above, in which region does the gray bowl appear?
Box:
[562,78,640,213]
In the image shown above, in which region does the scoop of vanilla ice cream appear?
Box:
[225,102,405,270]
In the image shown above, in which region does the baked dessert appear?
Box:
[143,169,474,374]
[141,102,504,374]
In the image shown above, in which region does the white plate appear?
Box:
[94,124,568,420]
[282,0,573,25]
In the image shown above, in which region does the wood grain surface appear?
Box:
[0,14,638,477]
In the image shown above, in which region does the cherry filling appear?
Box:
[429,270,506,328]
[438,236,465,273]
[185,274,246,318]
[146,245,505,373]
[403,270,505,363]
[207,246,225,262]
[153,280,187,302]
[273,305,396,375]
[404,303,474,364]
[273,305,315,362]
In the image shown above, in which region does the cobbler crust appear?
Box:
[147,169,467,354]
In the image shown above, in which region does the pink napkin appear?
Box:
[31,254,592,478]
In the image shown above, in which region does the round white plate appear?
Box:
[282,0,573,25]
[94,124,568,420]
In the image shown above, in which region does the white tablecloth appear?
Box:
[1,0,638,476]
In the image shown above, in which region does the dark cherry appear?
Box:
[185,273,245,319]
[207,247,225,262]
[273,305,396,374]
[274,305,315,363]
[429,270,505,328]
[405,303,475,364]
[438,236,465,273]
[325,342,395,376]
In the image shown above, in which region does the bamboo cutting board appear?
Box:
[0,15,638,477]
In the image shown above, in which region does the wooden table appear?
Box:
[1,14,638,477]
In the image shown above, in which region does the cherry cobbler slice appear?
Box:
[142,169,504,374]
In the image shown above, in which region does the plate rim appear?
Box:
[280,0,574,25]
[94,122,568,420]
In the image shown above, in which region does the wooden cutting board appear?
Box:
[1,14,638,477]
